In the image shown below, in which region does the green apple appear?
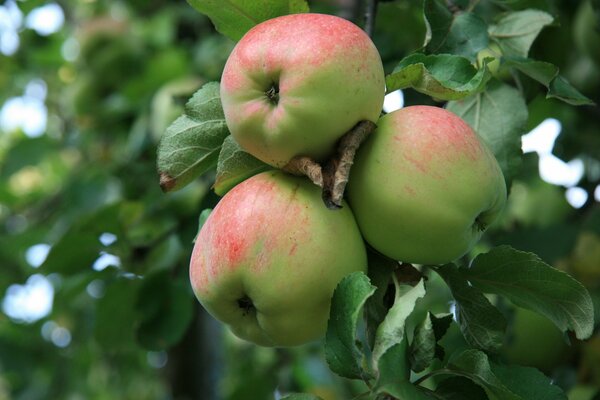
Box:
[220,13,385,168]
[502,307,569,372]
[189,170,367,346]
[476,42,511,80]
[347,106,507,265]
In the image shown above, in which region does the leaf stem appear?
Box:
[412,368,455,385]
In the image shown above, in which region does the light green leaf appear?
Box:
[436,264,506,352]
[213,135,271,196]
[186,0,309,42]
[372,278,426,367]
[386,53,491,100]
[489,10,554,57]
[547,75,595,106]
[446,81,527,186]
[157,82,230,192]
[464,245,594,340]
[325,272,376,380]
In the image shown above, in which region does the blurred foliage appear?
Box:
[0,0,599,399]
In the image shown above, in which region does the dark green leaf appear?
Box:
[436,264,506,352]
[386,53,491,100]
[135,271,195,350]
[491,363,567,400]
[376,342,434,399]
[325,272,376,380]
[280,395,323,400]
[410,313,453,372]
[435,377,489,400]
[213,135,271,196]
[547,75,595,106]
[365,250,395,350]
[186,0,309,41]
[489,10,554,57]
[447,349,520,400]
[157,82,229,192]
[446,81,527,186]
[464,245,594,340]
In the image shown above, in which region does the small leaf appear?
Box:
[547,75,595,106]
[447,349,521,400]
[213,135,271,196]
[386,53,491,100]
[424,1,489,59]
[410,313,453,372]
[490,363,567,400]
[280,394,323,400]
[372,278,426,367]
[376,342,434,400]
[186,0,309,42]
[446,81,527,186]
[364,250,396,350]
[435,264,506,352]
[325,272,376,380]
[489,10,553,58]
[435,377,489,400]
[464,245,594,340]
[135,271,195,350]
[157,82,230,192]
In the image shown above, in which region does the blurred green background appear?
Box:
[0,0,599,399]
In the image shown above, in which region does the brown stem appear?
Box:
[322,120,377,209]
[282,156,323,187]
[364,0,379,37]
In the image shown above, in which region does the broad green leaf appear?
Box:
[325,272,376,380]
[503,58,593,106]
[386,53,491,100]
[446,81,527,186]
[186,0,309,42]
[424,0,488,59]
[435,377,489,400]
[157,82,229,192]
[376,342,434,400]
[280,394,323,400]
[447,349,520,400]
[410,312,453,372]
[135,271,195,350]
[372,278,426,366]
[213,135,271,196]
[436,264,506,352]
[489,10,553,57]
[364,250,396,350]
[491,363,567,400]
[464,245,594,340]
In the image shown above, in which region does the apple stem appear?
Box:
[322,120,376,209]
[364,0,379,38]
[282,156,324,187]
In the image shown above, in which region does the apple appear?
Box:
[189,170,367,346]
[347,106,507,265]
[220,13,385,168]
[476,42,511,80]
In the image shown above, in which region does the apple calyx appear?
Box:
[282,120,376,210]
[265,83,279,105]
[237,295,255,316]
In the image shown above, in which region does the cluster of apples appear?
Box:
[189,13,507,347]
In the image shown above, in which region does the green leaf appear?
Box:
[195,208,212,240]
[364,250,395,350]
[464,245,594,340]
[489,10,554,57]
[157,82,230,192]
[446,81,527,186]
[325,272,376,380]
[447,349,520,400]
[410,313,453,372]
[435,377,489,400]
[280,394,323,400]
[503,58,594,106]
[386,53,491,100]
[435,264,506,352]
[213,135,271,196]
[424,0,488,59]
[547,75,595,106]
[135,271,195,350]
[376,342,434,400]
[372,278,426,367]
[490,363,567,400]
[186,0,309,42]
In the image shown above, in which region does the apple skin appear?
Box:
[347,106,507,265]
[220,13,385,168]
[189,170,367,346]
